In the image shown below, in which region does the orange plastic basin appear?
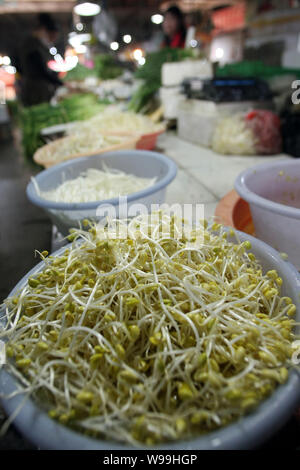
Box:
[136,128,166,150]
[215,190,255,235]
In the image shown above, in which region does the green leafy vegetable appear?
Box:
[19,94,107,162]
[129,48,194,113]
[63,55,122,82]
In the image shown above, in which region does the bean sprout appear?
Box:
[0,213,298,446]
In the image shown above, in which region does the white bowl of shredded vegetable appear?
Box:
[0,213,299,450]
[26,150,177,236]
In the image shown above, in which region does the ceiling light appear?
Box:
[75,44,87,54]
[68,33,91,48]
[2,56,11,66]
[215,47,224,59]
[110,42,119,51]
[54,54,64,63]
[74,2,101,17]
[151,14,163,25]
[190,39,198,48]
[123,34,132,44]
[5,65,16,74]
[133,48,143,60]
[48,56,78,73]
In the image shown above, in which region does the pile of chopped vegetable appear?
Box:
[34,166,156,203]
[35,133,134,167]
[212,114,257,155]
[0,213,298,445]
[212,111,282,156]
[67,107,163,138]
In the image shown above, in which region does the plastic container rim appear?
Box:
[235,158,300,220]
[26,150,177,211]
[1,229,300,450]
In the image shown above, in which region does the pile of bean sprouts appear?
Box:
[0,213,298,446]
[40,133,132,165]
[34,166,156,203]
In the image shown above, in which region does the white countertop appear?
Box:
[159,132,290,220]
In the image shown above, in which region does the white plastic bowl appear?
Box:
[235,159,300,270]
[0,230,299,450]
[26,150,177,236]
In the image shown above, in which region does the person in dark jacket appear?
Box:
[20,13,63,106]
[162,5,186,49]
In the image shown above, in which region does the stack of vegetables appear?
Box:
[129,48,194,113]
[94,54,123,80]
[20,94,107,162]
[63,55,122,83]
[61,63,97,82]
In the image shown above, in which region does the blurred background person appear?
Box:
[162,5,186,49]
[19,13,63,106]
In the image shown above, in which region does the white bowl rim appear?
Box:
[235,158,300,220]
[26,150,177,211]
[1,230,300,450]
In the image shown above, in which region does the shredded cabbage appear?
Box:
[67,106,163,138]
[1,213,298,446]
[38,133,133,165]
[212,114,256,155]
[35,166,156,203]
